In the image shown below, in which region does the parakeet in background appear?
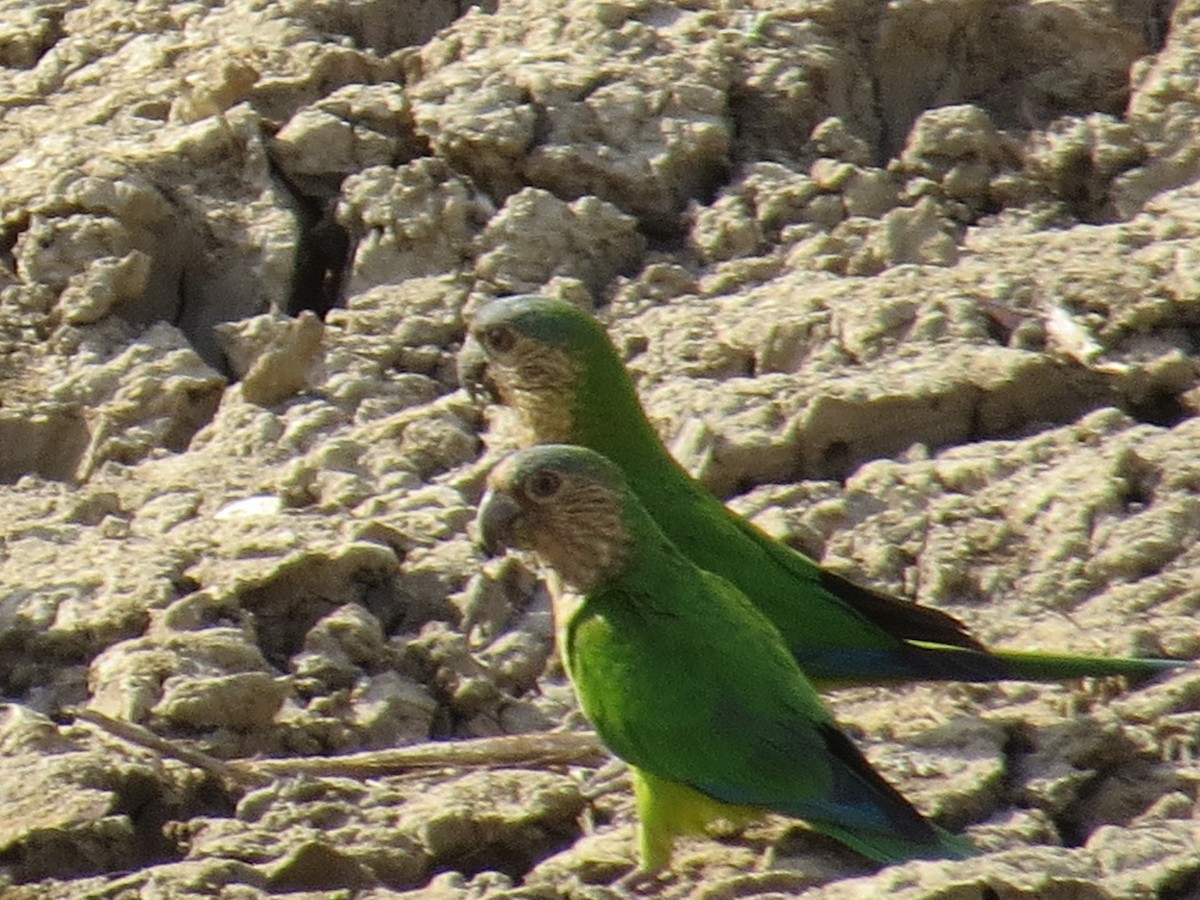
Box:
[460,295,1185,688]
[476,444,978,875]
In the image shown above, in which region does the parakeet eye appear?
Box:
[525,469,562,501]
[481,325,516,354]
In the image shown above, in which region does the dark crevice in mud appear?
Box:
[1125,386,1192,428]
[288,197,353,321]
[0,220,21,275]
[967,366,1196,456]
[1053,775,1101,849]
[1142,0,1178,53]
[238,561,403,670]
[1117,454,1161,511]
[817,439,854,481]
[310,0,496,56]
[641,228,690,256]
[1,3,69,72]
[641,178,730,246]
[997,721,1036,806]
[692,154,735,212]
[108,774,199,873]
[865,43,893,168]
[0,833,123,885]
[1161,867,1200,900]
[438,836,581,883]
[162,389,223,455]
[35,10,68,68]
[1051,149,1141,226]
[0,766,223,884]
[264,155,354,322]
[1057,757,1183,849]
[241,592,341,671]
[0,405,90,484]
[170,575,204,599]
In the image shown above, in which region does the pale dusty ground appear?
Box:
[1,0,1199,897]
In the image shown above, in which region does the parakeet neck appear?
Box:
[580,507,707,613]
[572,360,685,484]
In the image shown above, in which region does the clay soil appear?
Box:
[1,1,1199,897]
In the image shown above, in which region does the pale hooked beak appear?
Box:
[475,488,522,557]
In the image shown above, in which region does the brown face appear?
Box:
[477,452,630,594]
[458,322,581,445]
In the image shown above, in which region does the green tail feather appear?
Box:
[993,649,1188,683]
[911,642,1190,684]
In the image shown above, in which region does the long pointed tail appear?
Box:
[905,641,1191,685]
[987,647,1189,684]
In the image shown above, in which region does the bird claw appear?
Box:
[614,866,673,895]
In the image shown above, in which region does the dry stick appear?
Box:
[72,708,267,790]
[240,731,608,779]
[73,708,607,791]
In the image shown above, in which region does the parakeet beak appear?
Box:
[457,335,500,403]
[476,488,522,557]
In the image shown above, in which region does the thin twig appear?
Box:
[71,708,267,789]
[72,708,607,791]
[236,731,608,780]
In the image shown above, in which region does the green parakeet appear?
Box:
[477,444,977,873]
[460,295,1185,688]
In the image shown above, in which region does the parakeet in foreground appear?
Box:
[460,295,1186,688]
[476,445,977,874]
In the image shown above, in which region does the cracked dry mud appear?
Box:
[1,0,1199,897]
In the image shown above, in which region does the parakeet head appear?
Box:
[458,296,626,445]
[476,444,633,592]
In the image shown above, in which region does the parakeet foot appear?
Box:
[614,865,674,895]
